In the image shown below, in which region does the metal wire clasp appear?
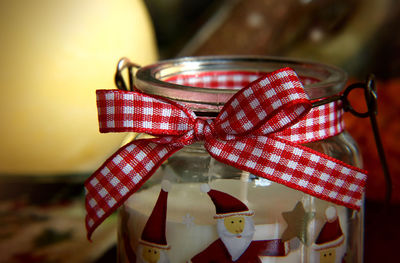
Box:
[114,57,141,91]
[315,75,392,206]
[342,75,392,207]
[342,75,378,117]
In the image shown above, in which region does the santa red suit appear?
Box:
[190,184,288,263]
[191,238,287,263]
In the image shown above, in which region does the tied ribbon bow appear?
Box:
[85,68,367,239]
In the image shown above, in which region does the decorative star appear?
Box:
[182,213,195,228]
[281,201,315,245]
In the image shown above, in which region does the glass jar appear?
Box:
[117,56,364,263]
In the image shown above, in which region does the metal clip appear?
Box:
[312,75,392,207]
[114,57,141,91]
[342,75,392,207]
[341,75,378,118]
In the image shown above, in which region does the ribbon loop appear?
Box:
[85,67,367,240]
[96,90,196,136]
[213,68,311,137]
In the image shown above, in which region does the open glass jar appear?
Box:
[116,56,364,263]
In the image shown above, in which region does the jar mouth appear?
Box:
[135,56,347,112]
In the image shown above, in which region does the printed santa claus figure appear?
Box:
[190,184,288,263]
[136,180,171,263]
[311,206,346,263]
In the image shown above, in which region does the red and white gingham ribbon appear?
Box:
[85,68,367,239]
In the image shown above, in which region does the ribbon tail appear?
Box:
[205,136,367,210]
[84,139,182,240]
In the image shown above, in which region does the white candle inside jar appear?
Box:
[121,179,348,263]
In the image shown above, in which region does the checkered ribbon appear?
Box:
[85,68,367,239]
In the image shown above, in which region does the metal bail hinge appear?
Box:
[342,74,392,206]
[114,57,141,91]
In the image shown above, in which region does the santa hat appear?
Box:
[201,184,254,219]
[139,180,171,250]
[312,206,344,251]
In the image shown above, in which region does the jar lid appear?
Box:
[135,56,347,112]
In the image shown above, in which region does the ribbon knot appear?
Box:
[194,118,211,141]
[85,67,367,239]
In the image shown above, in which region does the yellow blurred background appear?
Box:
[0,0,157,176]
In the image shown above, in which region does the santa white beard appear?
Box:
[217,216,255,261]
[136,245,170,263]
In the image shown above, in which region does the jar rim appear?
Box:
[135,56,347,110]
